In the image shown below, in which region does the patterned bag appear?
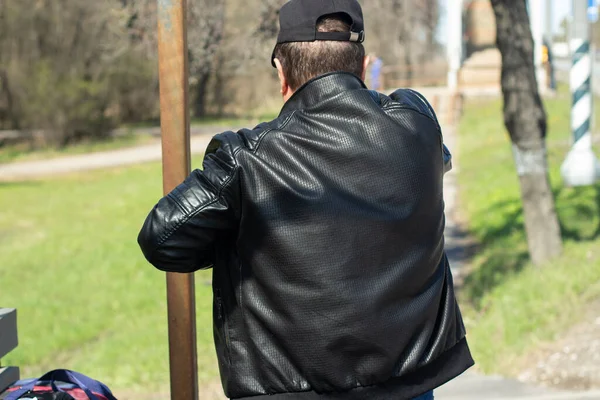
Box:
[1,370,117,400]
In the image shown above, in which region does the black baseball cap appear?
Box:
[271,0,365,67]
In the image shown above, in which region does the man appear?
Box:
[542,38,556,91]
[369,54,383,91]
[138,0,473,399]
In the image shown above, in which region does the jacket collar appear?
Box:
[279,72,367,116]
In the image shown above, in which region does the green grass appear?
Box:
[458,89,600,375]
[0,155,219,394]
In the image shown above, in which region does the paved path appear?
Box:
[0,132,216,181]
[437,373,600,399]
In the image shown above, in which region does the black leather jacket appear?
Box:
[138,72,473,399]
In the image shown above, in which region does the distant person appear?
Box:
[543,38,557,90]
[370,54,383,90]
[138,0,473,399]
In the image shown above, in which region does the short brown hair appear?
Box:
[273,13,366,91]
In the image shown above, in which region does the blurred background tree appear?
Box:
[0,0,444,148]
[491,0,562,264]
[0,0,158,146]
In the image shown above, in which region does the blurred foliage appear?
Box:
[0,0,444,149]
[458,89,600,375]
[0,0,159,146]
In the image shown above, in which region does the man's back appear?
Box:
[140,1,472,398]
[139,73,472,399]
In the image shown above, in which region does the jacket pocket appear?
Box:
[215,288,232,366]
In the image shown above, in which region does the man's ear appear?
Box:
[361,55,370,82]
[274,58,290,98]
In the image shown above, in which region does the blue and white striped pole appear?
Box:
[560,0,600,186]
[570,38,592,147]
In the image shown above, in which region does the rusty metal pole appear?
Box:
[156,1,199,399]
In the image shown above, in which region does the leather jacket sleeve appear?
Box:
[137,132,240,273]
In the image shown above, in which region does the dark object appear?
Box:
[1,370,117,400]
[271,0,365,66]
[0,308,19,394]
[138,72,474,399]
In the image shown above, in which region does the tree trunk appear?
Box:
[402,2,413,85]
[0,69,19,129]
[422,0,439,60]
[193,71,211,118]
[491,0,562,265]
[188,0,225,118]
[213,54,226,118]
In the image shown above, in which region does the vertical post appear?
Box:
[446,0,463,91]
[561,0,600,186]
[156,1,199,400]
[529,0,547,93]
